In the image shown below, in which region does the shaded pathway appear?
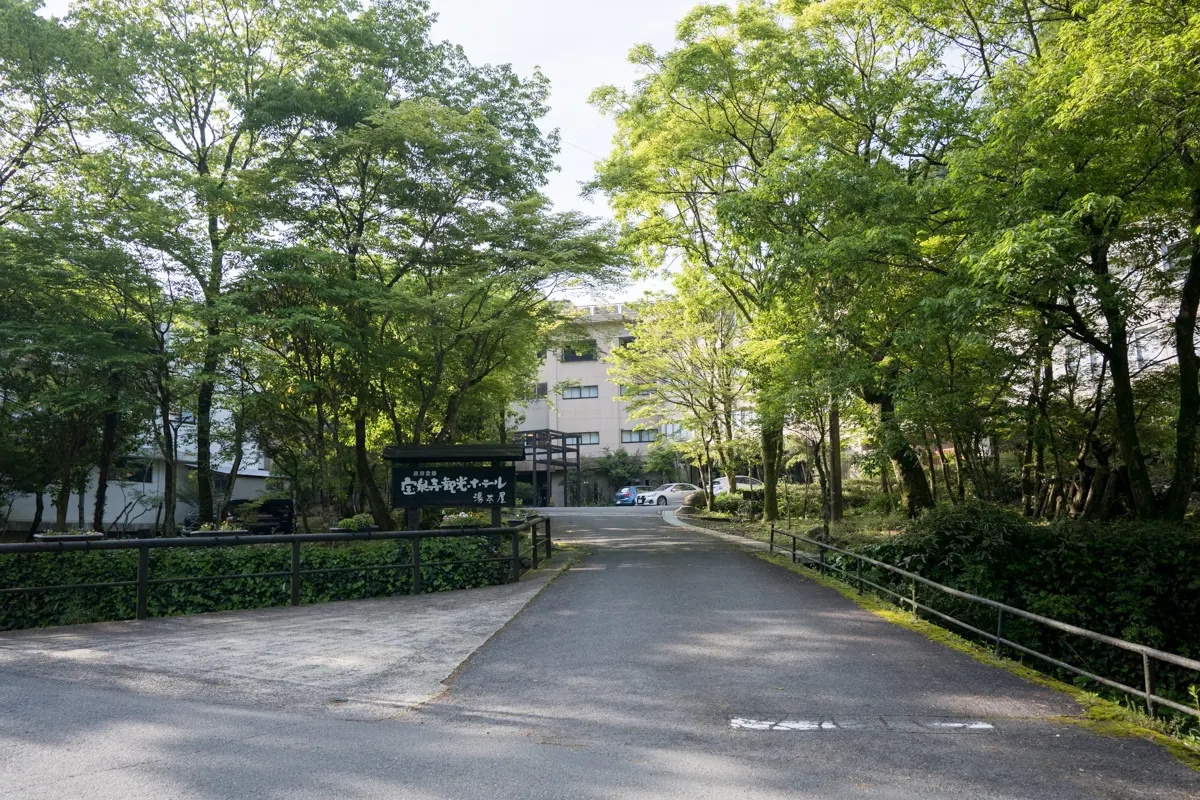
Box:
[0,508,1195,798]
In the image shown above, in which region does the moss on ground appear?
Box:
[755,551,1200,772]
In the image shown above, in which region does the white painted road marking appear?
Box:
[730,717,997,732]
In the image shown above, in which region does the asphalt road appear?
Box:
[1,508,1196,799]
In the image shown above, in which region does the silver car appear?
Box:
[711,475,763,495]
[635,483,701,506]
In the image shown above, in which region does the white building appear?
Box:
[2,411,272,535]
[513,303,686,504]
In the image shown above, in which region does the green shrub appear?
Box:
[850,502,1200,715]
[334,513,375,531]
[515,481,535,506]
[682,490,707,510]
[738,489,765,519]
[0,535,511,631]
[839,478,880,510]
[711,493,742,514]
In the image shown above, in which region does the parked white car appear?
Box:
[711,475,763,495]
[636,483,701,506]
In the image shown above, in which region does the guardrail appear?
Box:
[0,518,552,622]
[768,525,1200,719]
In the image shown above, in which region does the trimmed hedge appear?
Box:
[711,493,742,514]
[843,502,1200,714]
[0,536,510,630]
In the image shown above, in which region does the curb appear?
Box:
[661,509,769,551]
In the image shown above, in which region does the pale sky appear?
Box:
[40,0,697,300]
[429,0,696,302]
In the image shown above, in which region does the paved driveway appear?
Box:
[0,508,1195,799]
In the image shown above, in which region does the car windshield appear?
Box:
[619,487,634,493]
[653,484,672,492]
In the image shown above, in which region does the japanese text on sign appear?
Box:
[391,466,517,508]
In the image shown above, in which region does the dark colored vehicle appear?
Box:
[225,498,296,534]
[614,486,638,506]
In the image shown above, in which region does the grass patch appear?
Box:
[755,550,1200,772]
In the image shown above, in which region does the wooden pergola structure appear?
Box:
[514,430,583,507]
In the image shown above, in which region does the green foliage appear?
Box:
[710,493,742,515]
[0,0,625,535]
[850,503,1200,713]
[514,481,534,506]
[737,490,765,519]
[682,490,707,510]
[594,447,645,489]
[0,536,509,630]
[592,0,1200,523]
[334,513,376,531]
[644,442,684,480]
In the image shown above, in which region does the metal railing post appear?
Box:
[819,543,826,575]
[510,531,521,583]
[770,524,775,553]
[910,579,918,619]
[531,523,540,570]
[411,535,422,594]
[791,534,796,564]
[544,518,552,559]
[136,544,149,620]
[856,556,863,595]
[995,609,1006,657]
[290,541,302,606]
[1143,653,1156,716]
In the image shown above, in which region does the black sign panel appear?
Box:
[391,466,516,508]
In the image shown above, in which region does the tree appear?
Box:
[608,282,749,505]
[594,447,646,491]
[72,0,360,524]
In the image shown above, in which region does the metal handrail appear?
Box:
[0,517,553,623]
[768,524,1200,719]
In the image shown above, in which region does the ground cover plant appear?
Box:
[0,536,510,630]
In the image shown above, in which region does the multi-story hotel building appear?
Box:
[513,303,681,505]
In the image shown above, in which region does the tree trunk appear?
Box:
[92,380,120,532]
[1165,154,1200,519]
[76,475,86,530]
[218,410,245,521]
[865,390,933,516]
[829,398,843,521]
[355,409,391,529]
[932,427,956,504]
[30,489,44,539]
[160,400,176,536]
[1020,358,1042,515]
[195,370,217,525]
[1088,234,1155,516]
[760,422,782,521]
[951,433,966,500]
[924,434,939,503]
[54,480,71,531]
[812,438,830,542]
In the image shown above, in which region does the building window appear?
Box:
[561,340,598,362]
[530,382,548,399]
[1132,327,1155,371]
[618,336,636,348]
[562,385,599,399]
[565,432,600,445]
[621,428,658,443]
[660,423,684,440]
[110,458,153,483]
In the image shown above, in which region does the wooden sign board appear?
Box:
[391,466,517,508]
